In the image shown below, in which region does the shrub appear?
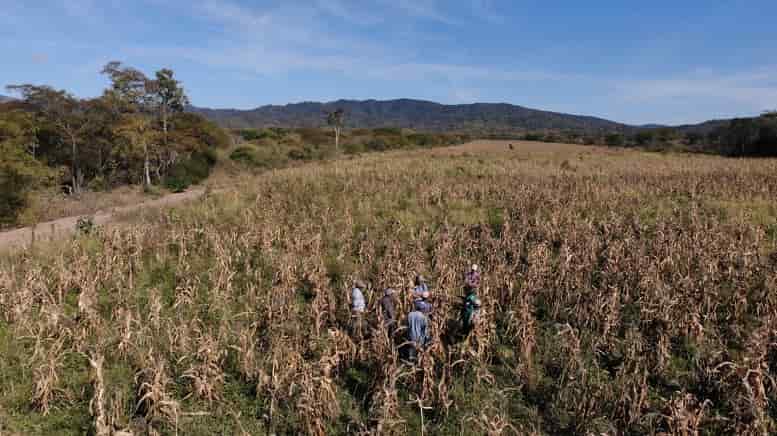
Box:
[86,175,109,192]
[75,216,95,235]
[287,148,308,161]
[524,133,544,141]
[605,133,625,146]
[342,142,365,155]
[230,146,261,166]
[365,138,389,152]
[372,127,402,136]
[238,129,260,141]
[164,150,217,192]
[230,144,288,169]
[407,133,434,147]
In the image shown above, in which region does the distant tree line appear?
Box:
[510,112,777,157]
[0,62,229,225]
[707,112,777,156]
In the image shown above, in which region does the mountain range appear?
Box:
[189,99,636,133]
[2,93,731,134]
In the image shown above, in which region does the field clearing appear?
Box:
[2,140,777,435]
[422,139,610,156]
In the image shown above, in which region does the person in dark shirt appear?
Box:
[460,289,482,335]
[380,288,397,331]
[461,265,482,336]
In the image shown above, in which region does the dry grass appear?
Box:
[1,141,777,435]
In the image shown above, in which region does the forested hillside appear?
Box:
[190,99,629,133]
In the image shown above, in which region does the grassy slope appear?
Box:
[1,141,777,435]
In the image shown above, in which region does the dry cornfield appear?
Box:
[1,140,777,435]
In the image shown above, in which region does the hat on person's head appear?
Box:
[471,264,479,271]
[414,299,432,313]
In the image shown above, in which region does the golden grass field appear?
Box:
[1,140,777,435]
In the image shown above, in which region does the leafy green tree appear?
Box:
[113,114,157,186]
[6,84,91,194]
[100,61,150,113]
[148,68,189,145]
[102,62,160,186]
[0,129,53,225]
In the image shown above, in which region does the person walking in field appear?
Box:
[380,288,397,331]
[411,274,433,314]
[412,275,429,299]
[461,264,482,335]
[351,280,367,338]
[351,280,367,313]
[407,309,431,361]
[460,287,482,335]
[464,264,480,292]
[413,292,433,315]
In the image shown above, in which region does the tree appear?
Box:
[148,68,189,145]
[605,133,625,147]
[100,61,150,113]
[102,62,161,187]
[685,132,704,146]
[326,109,345,152]
[0,110,39,157]
[0,130,53,226]
[6,84,91,194]
[114,114,157,187]
[727,118,759,156]
[634,130,655,146]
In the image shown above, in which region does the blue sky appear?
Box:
[2,0,776,125]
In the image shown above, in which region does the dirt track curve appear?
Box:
[0,188,205,252]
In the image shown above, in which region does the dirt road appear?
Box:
[0,188,205,251]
